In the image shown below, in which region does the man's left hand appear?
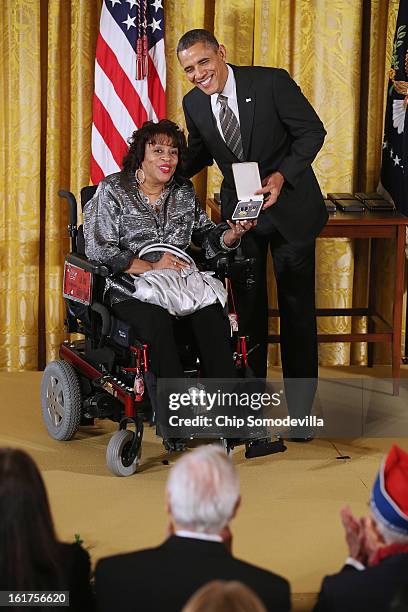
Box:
[255,171,285,209]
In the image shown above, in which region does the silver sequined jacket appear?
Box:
[83,172,238,304]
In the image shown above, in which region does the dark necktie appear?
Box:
[217,94,244,160]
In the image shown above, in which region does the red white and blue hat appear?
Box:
[371,445,408,535]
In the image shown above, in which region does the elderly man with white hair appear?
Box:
[314,444,408,612]
[95,445,290,612]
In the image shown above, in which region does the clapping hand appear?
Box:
[340,506,385,566]
[340,506,365,563]
[362,515,384,566]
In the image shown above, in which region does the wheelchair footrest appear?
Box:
[163,438,187,452]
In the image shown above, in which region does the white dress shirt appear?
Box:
[210,65,241,143]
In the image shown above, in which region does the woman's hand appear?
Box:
[124,258,153,274]
[151,252,190,270]
[224,219,257,246]
[125,253,190,274]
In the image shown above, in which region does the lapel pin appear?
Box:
[245,98,252,102]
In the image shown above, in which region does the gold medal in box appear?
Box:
[231,162,264,221]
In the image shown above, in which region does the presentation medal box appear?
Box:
[327,192,365,212]
[355,192,395,211]
[324,198,337,213]
[363,198,396,212]
[231,162,264,221]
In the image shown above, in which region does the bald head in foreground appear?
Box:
[95,445,290,612]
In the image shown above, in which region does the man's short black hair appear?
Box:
[176,29,219,55]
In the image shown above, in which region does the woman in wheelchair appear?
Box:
[83,119,255,380]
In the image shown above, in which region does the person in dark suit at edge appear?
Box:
[314,444,408,612]
[95,445,290,612]
[177,29,328,439]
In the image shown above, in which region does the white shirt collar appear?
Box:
[175,529,223,543]
[210,65,240,130]
[211,64,236,104]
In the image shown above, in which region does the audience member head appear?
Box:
[0,448,61,589]
[181,580,267,612]
[370,444,408,545]
[166,445,240,535]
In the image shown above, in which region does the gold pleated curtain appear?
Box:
[0,0,403,371]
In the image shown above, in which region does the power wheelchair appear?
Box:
[40,185,281,476]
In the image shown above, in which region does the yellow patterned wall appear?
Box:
[0,0,405,370]
[0,0,42,369]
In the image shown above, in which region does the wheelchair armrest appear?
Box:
[206,249,256,291]
[184,245,257,288]
[66,253,110,277]
[206,249,256,279]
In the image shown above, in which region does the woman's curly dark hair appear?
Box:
[122,119,187,180]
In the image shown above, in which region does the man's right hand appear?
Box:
[255,171,285,209]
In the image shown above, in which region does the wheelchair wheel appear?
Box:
[106,429,142,477]
[41,360,82,441]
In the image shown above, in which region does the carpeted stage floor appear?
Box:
[1,365,408,611]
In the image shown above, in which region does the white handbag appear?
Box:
[132,243,227,317]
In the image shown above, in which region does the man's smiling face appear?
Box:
[178,41,229,96]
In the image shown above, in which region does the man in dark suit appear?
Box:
[177,30,327,432]
[95,445,290,612]
[314,445,408,611]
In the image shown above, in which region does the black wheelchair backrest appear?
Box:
[81,185,98,211]
[59,184,98,255]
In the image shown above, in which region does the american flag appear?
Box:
[90,0,166,184]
